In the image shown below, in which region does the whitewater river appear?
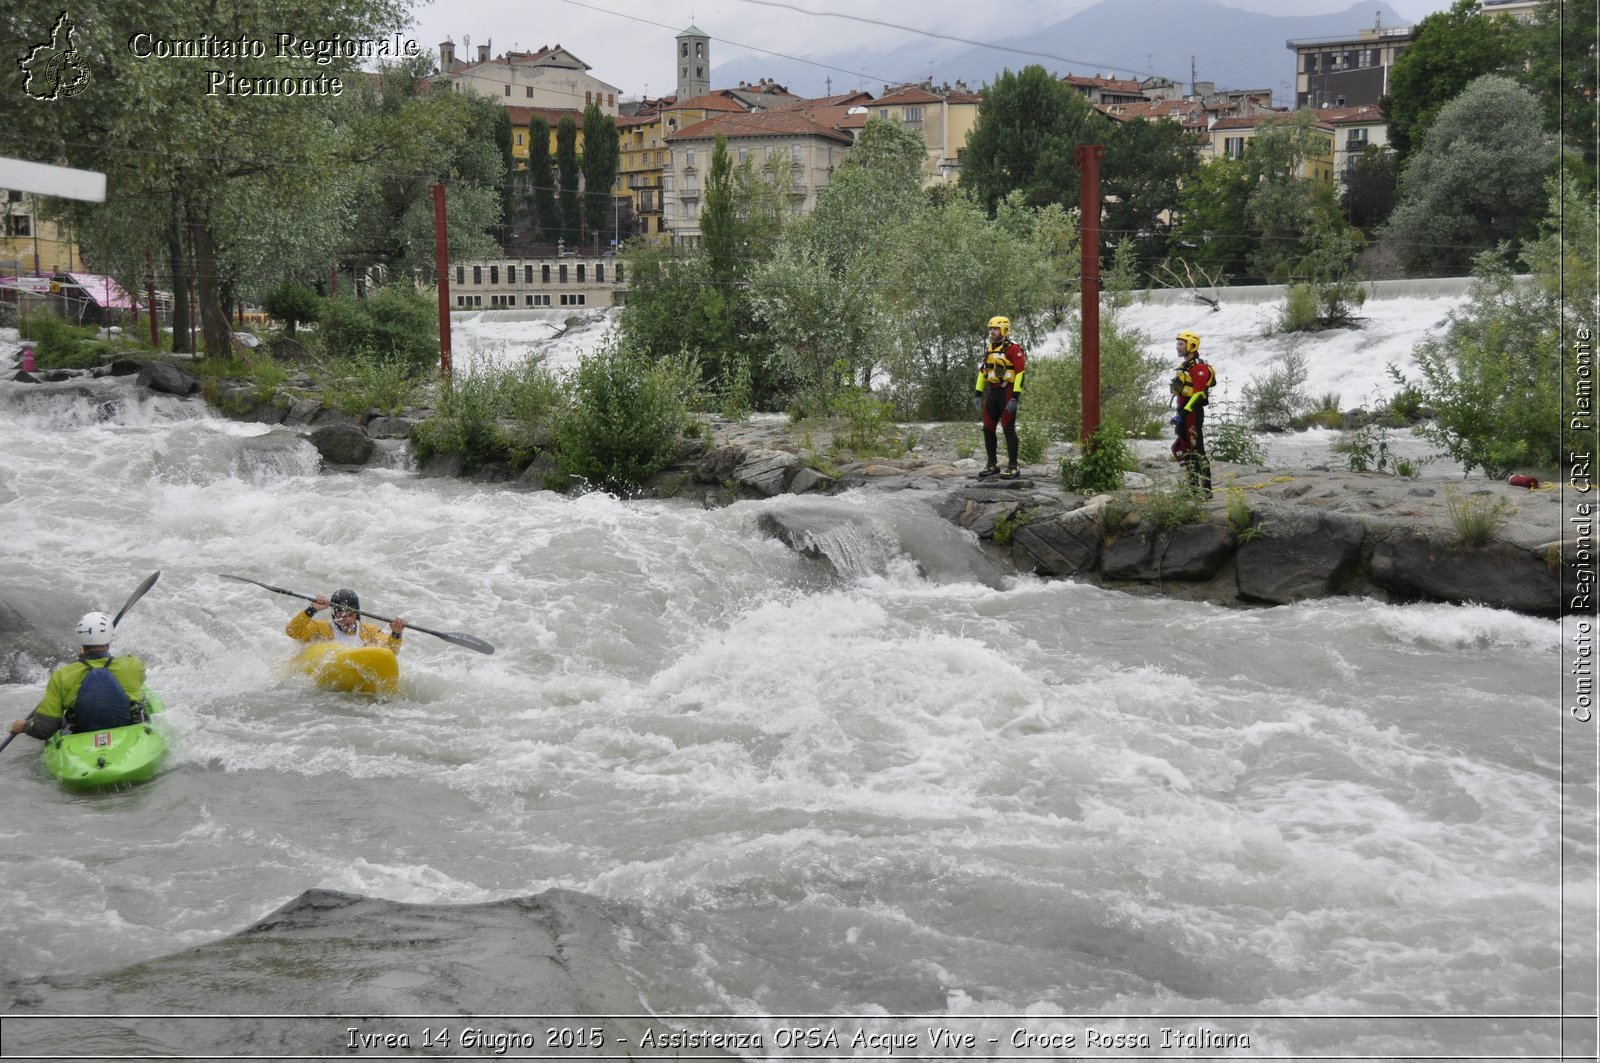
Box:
[0,375,1591,1060]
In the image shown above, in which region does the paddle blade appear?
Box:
[421,628,495,655]
[113,571,161,627]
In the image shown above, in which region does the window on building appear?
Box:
[473,265,482,284]
[696,66,703,78]
[1224,136,1245,159]
[616,264,624,282]
[686,148,695,168]
[473,295,482,306]
[577,265,585,282]
[695,42,703,58]
[686,174,697,193]
[542,264,550,282]
[791,144,802,162]
[527,86,533,97]
[503,85,510,96]
[904,106,923,124]
[489,265,498,284]
[524,265,533,283]
[586,92,592,105]
[456,266,465,285]
[596,264,604,283]
[559,264,568,283]
[507,263,516,282]
[738,147,748,164]
[681,42,688,57]
[526,295,534,306]
[765,146,775,161]
[516,133,524,145]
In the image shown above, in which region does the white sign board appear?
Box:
[0,157,106,203]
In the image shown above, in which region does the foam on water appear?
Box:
[0,373,1580,1056]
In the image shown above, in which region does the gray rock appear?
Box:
[730,448,800,497]
[281,397,323,425]
[787,466,835,495]
[1011,509,1102,576]
[1236,506,1367,604]
[309,422,373,467]
[135,361,198,396]
[1370,529,1561,616]
[1102,522,1234,582]
[694,445,745,484]
[364,416,417,440]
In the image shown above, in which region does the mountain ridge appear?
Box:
[714,0,1408,105]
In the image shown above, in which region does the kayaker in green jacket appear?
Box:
[8,612,148,739]
[285,587,406,650]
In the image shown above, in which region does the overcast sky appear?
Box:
[406,0,1459,99]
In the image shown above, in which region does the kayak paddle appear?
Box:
[3,569,161,755]
[220,574,495,655]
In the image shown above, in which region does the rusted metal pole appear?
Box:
[1076,144,1104,443]
[432,183,453,383]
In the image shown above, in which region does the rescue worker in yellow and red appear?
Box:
[1169,329,1216,491]
[974,315,1027,479]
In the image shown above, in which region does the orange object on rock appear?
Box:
[1507,474,1539,489]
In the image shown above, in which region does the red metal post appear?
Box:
[432,183,453,383]
[1076,144,1104,443]
[145,252,158,348]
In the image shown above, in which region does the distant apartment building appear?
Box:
[664,109,854,249]
[863,83,981,184]
[433,40,621,116]
[1206,113,1337,183]
[0,190,80,276]
[1319,104,1390,186]
[1286,14,1415,109]
[448,254,627,309]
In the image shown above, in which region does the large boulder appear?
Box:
[0,586,87,682]
[1370,528,1562,616]
[1235,505,1367,604]
[308,422,373,467]
[1102,522,1234,582]
[730,448,801,497]
[136,361,198,396]
[1011,507,1103,577]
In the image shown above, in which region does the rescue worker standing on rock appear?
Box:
[974,315,1027,479]
[1170,329,1215,491]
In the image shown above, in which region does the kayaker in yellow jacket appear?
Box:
[8,612,148,739]
[285,587,406,650]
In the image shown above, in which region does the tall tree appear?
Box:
[1382,75,1556,275]
[555,117,581,244]
[700,134,741,282]
[581,103,621,251]
[1381,0,1526,159]
[1341,143,1400,233]
[958,65,1107,213]
[1171,157,1254,279]
[526,117,558,242]
[1100,116,1201,279]
[1241,111,1359,283]
[6,0,409,355]
[1522,0,1598,192]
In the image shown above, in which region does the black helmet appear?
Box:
[330,588,360,611]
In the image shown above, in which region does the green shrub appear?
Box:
[319,351,423,417]
[557,341,699,494]
[1016,419,1049,464]
[830,387,901,456]
[1223,486,1259,542]
[1242,349,1310,430]
[1058,423,1135,493]
[1144,481,1207,530]
[994,509,1032,546]
[249,356,291,401]
[1446,489,1515,546]
[1206,412,1268,465]
[1330,422,1396,473]
[318,286,439,373]
[262,281,320,338]
[1279,283,1321,333]
[20,310,101,368]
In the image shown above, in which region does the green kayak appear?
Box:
[43,687,167,789]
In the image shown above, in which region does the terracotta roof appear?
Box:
[872,86,943,106]
[1208,111,1316,131]
[669,109,855,144]
[1096,100,1207,125]
[671,93,748,113]
[505,105,586,128]
[1312,104,1386,125]
[1063,72,1145,93]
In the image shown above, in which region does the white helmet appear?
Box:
[76,611,115,646]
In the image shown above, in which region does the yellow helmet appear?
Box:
[987,315,1011,338]
[1176,330,1201,355]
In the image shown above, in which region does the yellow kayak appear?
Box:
[293,643,399,695]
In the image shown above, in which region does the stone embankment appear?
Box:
[13,358,1573,619]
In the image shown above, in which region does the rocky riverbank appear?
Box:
[11,356,1573,619]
